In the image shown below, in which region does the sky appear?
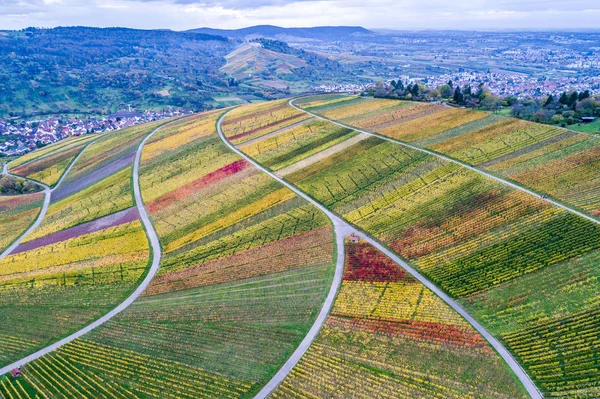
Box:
[1,0,599,31]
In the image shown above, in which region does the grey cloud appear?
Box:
[0,0,599,30]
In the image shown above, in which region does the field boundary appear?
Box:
[217,109,543,399]
[290,97,600,226]
[0,118,183,376]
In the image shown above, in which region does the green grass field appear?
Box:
[569,119,600,134]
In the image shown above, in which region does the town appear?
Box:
[0,109,193,157]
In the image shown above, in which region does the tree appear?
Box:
[374,81,387,98]
[439,84,452,98]
[579,90,590,101]
[576,98,599,116]
[453,87,464,104]
[559,92,569,105]
[411,84,419,96]
[543,95,554,107]
[480,92,501,111]
[568,92,579,107]
[447,80,453,88]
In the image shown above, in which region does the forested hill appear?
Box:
[0,26,364,118]
[0,27,237,117]
[188,25,376,40]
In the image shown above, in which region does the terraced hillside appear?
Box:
[0,109,339,398]
[0,121,170,368]
[295,95,600,217]
[2,96,599,398]
[221,42,308,79]
[229,97,600,398]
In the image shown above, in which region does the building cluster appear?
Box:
[425,71,600,98]
[0,109,192,157]
[310,83,373,93]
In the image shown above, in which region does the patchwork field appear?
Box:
[0,109,337,398]
[221,99,311,145]
[226,99,600,398]
[297,95,600,217]
[8,135,98,187]
[0,192,45,253]
[2,96,599,398]
[0,124,159,368]
[271,237,527,398]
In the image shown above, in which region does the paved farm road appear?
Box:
[0,120,180,376]
[217,109,543,399]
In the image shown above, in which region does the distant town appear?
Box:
[423,71,600,99]
[313,72,600,99]
[0,109,193,157]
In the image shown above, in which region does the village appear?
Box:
[0,108,193,157]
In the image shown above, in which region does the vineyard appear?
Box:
[0,120,157,369]
[0,192,44,253]
[0,220,149,366]
[0,109,337,398]
[299,94,600,216]
[270,238,527,398]
[221,99,311,145]
[8,135,97,187]
[24,167,134,242]
[2,96,600,398]
[59,121,165,187]
[238,119,360,171]
[234,98,600,398]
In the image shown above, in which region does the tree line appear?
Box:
[370,80,599,128]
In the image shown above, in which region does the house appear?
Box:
[581,117,596,123]
[11,368,21,378]
[348,234,360,243]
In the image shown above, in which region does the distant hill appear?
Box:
[0,25,366,118]
[188,25,376,41]
[0,27,248,117]
[221,42,308,78]
[221,39,351,87]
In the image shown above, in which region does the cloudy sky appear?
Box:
[1,0,599,31]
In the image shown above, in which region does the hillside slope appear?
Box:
[221,43,308,78]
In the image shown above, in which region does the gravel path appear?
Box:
[217,112,353,399]
[276,133,369,177]
[218,109,543,399]
[0,119,180,376]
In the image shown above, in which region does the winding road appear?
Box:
[0,135,106,261]
[0,104,552,397]
[0,121,175,376]
[290,98,600,226]
[0,164,51,261]
[217,110,543,399]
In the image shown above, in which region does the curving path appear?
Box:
[290,98,600,226]
[217,110,543,399]
[0,136,102,261]
[0,120,177,376]
[0,165,51,261]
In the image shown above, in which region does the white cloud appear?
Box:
[0,0,599,30]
